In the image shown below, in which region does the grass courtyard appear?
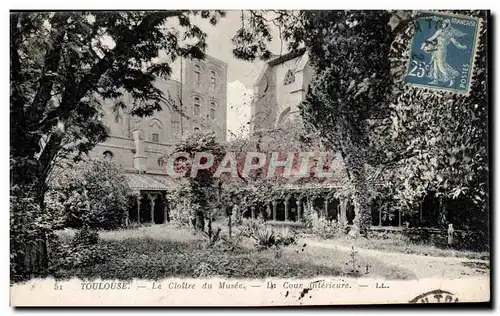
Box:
[53,224,416,281]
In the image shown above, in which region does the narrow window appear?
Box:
[194,65,201,86]
[210,70,217,92]
[193,97,201,115]
[152,133,159,143]
[171,114,180,136]
[209,101,216,119]
[284,70,295,85]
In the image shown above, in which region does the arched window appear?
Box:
[209,101,217,120]
[194,64,201,86]
[284,70,295,85]
[158,156,166,167]
[193,96,201,116]
[210,70,217,92]
[149,119,163,143]
[171,112,181,136]
[103,151,114,161]
[275,107,291,128]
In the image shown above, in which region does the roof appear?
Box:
[268,48,306,67]
[253,48,308,89]
[125,173,170,192]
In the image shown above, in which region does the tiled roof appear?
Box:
[125,173,170,191]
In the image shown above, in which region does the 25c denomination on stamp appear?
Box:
[405,11,481,94]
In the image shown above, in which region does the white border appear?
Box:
[2,1,497,315]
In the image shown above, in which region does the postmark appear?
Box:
[405,11,481,94]
[409,289,459,303]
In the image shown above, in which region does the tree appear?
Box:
[385,10,488,239]
[239,10,488,240]
[297,11,394,237]
[10,10,229,280]
[10,11,225,205]
[172,131,226,231]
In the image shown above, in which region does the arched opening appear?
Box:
[288,196,298,222]
[275,107,291,128]
[103,150,114,161]
[153,195,166,224]
[284,69,295,85]
[346,200,355,225]
[326,199,339,221]
[128,196,139,222]
[139,194,152,223]
[149,119,163,143]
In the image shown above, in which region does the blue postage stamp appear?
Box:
[405,11,481,94]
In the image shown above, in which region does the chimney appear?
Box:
[133,126,148,172]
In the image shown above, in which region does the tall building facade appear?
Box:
[250,48,313,133]
[92,54,227,178]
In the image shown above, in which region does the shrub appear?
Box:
[10,195,55,282]
[230,205,243,226]
[72,227,99,246]
[275,226,296,246]
[311,213,344,239]
[169,196,194,228]
[239,218,265,238]
[49,159,131,230]
[49,228,110,273]
[303,201,345,239]
[251,225,276,250]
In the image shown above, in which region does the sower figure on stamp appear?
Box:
[421,19,468,87]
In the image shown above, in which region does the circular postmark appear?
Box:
[410,289,459,303]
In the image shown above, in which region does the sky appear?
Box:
[163,11,287,88]
[186,10,286,88]
[164,10,288,139]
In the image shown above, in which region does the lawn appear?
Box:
[53,225,416,281]
[323,234,490,261]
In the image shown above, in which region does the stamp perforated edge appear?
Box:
[402,10,485,97]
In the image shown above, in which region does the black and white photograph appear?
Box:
[8,7,490,306]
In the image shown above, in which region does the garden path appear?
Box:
[302,239,490,280]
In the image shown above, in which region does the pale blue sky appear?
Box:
[186,10,286,88]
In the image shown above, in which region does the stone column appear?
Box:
[420,202,423,222]
[284,199,289,222]
[340,199,347,224]
[272,201,277,221]
[149,194,155,224]
[164,206,169,224]
[379,208,382,227]
[323,200,328,218]
[136,195,141,223]
[251,206,256,219]
[132,128,148,172]
[124,209,130,227]
[296,200,302,222]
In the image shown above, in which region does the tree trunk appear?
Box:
[350,178,372,237]
[227,207,233,238]
[344,153,371,238]
[195,210,205,231]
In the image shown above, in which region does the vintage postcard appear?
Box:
[9,9,490,307]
